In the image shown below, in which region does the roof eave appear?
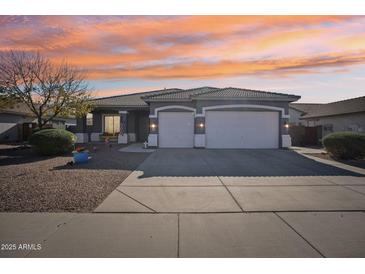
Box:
[0,111,74,120]
[0,110,33,116]
[289,106,307,113]
[300,110,365,119]
[92,104,149,108]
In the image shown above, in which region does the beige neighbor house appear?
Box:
[289,96,365,140]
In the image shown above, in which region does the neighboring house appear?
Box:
[290,96,365,137]
[0,103,76,142]
[75,87,300,148]
[289,104,323,126]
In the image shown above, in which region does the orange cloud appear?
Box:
[84,51,365,80]
[335,35,365,50]
[1,15,364,81]
[256,29,325,50]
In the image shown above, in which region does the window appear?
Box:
[104,115,120,135]
[86,113,93,126]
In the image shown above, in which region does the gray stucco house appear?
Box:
[75,87,300,148]
[290,96,365,137]
[0,103,76,143]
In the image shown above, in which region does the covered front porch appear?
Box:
[75,107,150,144]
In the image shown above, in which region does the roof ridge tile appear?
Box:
[142,88,187,99]
[142,86,220,100]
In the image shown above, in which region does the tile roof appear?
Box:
[142,86,219,101]
[92,86,301,107]
[92,88,181,106]
[191,87,300,101]
[0,103,74,120]
[300,96,365,119]
[0,103,34,116]
[289,103,323,114]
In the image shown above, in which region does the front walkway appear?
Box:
[118,143,156,153]
[291,146,326,154]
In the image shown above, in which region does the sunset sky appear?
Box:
[0,16,365,102]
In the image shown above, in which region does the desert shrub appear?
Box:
[29,128,76,155]
[322,131,365,159]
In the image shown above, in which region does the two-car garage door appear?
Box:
[205,111,279,148]
[158,110,279,148]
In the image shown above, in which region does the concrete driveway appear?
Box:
[96,149,365,213]
[2,148,365,258]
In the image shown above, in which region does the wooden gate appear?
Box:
[22,122,37,141]
[289,125,322,146]
[304,126,322,145]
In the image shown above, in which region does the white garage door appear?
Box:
[159,112,194,148]
[206,111,279,149]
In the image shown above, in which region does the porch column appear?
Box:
[118,111,128,144]
[75,116,88,143]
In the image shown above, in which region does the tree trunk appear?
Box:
[37,116,43,129]
[37,105,43,129]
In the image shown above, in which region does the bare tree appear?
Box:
[0,51,93,128]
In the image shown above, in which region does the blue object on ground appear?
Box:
[73,151,89,164]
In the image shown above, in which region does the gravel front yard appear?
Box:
[0,144,149,212]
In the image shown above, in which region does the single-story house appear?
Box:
[0,103,76,142]
[75,87,300,149]
[290,96,365,137]
[289,103,323,126]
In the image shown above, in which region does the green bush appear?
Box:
[32,125,53,133]
[322,131,365,159]
[29,128,76,155]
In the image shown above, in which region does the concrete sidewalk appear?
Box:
[1,212,365,258]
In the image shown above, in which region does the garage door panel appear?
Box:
[206,111,279,149]
[159,112,194,148]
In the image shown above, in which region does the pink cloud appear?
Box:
[1,16,365,80]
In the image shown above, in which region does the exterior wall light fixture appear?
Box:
[284,122,289,128]
[150,123,156,129]
[199,122,204,128]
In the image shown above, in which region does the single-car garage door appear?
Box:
[206,111,279,148]
[159,112,194,148]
